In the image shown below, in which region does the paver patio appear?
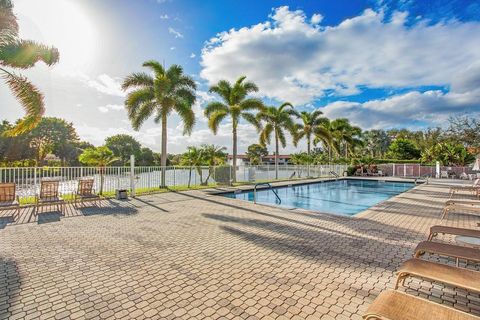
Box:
[0,180,479,319]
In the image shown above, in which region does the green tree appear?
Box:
[204,76,264,182]
[245,144,268,165]
[122,61,196,186]
[362,130,391,157]
[0,0,59,135]
[329,119,363,158]
[138,147,155,166]
[105,134,142,165]
[421,142,475,166]
[26,117,79,165]
[201,144,227,184]
[180,146,204,187]
[386,138,421,160]
[78,146,119,194]
[256,103,296,179]
[291,110,329,155]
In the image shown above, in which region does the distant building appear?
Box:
[227,154,291,166]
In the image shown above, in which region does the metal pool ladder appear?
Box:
[254,183,281,204]
[329,171,339,179]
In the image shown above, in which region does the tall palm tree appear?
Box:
[204,76,264,182]
[330,119,363,158]
[180,146,204,188]
[201,144,227,184]
[256,103,296,179]
[291,110,330,155]
[0,0,59,135]
[313,118,336,162]
[122,61,196,187]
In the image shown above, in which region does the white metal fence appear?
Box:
[376,163,476,178]
[0,164,348,201]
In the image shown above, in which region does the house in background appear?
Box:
[227,154,292,166]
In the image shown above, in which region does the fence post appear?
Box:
[392,163,395,177]
[173,166,176,187]
[130,155,135,197]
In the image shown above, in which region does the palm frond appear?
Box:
[0,39,59,68]
[278,102,293,112]
[121,72,153,90]
[142,60,165,76]
[175,101,195,135]
[1,70,44,136]
[207,110,228,134]
[0,0,18,40]
[277,128,287,148]
[124,88,154,119]
[204,101,228,117]
[239,98,264,111]
[130,101,156,130]
[209,80,231,104]
[241,112,261,131]
[259,123,273,147]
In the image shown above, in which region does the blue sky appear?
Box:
[2,0,480,154]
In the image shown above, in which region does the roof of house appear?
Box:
[227,154,291,160]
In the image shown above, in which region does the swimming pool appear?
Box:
[222,179,415,216]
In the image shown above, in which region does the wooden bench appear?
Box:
[414,241,480,266]
[363,290,480,320]
[395,258,480,292]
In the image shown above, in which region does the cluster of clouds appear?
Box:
[201,6,480,128]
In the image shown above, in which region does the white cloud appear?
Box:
[170,46,176,50]
[311,13,323,24]
[160,14,169,19]
[168,27,184,38]
[190,53,196,58]
[322,86,480,129]
[82,74,125,97]
[98,104,124,113]
[200,6,480,105]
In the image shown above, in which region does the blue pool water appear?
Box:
[222,179,415,216]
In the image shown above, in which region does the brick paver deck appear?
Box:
[0,181,479,319]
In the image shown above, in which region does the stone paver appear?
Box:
[0,181,479,319]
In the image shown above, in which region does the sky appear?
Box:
[2,0,480,154]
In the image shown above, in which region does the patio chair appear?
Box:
[355,168,363,176]
[0,183,20,221]
[413,240,480,266]
[74,179,100,207]
[363,290,479,320]
[440,170,449,179]
[441,199,480,220]
[449,179,480,197]
[395,258,480,292]
[35,180,65,215]
[427,225,480,241]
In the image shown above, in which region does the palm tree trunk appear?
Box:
[307,137,311,155]
[160,113,167,188]
[188,166,192,188]
[275,133,279,180]
[232,125,237,183]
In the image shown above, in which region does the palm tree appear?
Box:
[256,103,296,179]
[180,146,204,187]
[201,144,227,184]
[78,146,119,195]
[0,0,59,135]
[313,118,336,162]
[122,61,196,187]
[291,110,330,155]
[328,119,363,158]
[204,76,264,183]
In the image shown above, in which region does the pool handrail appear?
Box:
[253,183,281,204]
[329,171,339,179]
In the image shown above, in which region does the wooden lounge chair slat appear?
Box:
[414,241,480,263]
[396,259,480,292]
[429,225,480,240]
[0,183,20,220]
[363,290,480,320]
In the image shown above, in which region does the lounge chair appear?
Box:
[35,180,65,215]
[441,170,449,179]
[449,179,480,197]
[355,168,363,176]
[441,199,480,220]
[0,183,20,221]
[414,240,480,266]
[395,258,480,292]
[74,179,100,207]
[428,225,480,241]
[363,290,479,320]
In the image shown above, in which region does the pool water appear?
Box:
[222,179,415,216]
